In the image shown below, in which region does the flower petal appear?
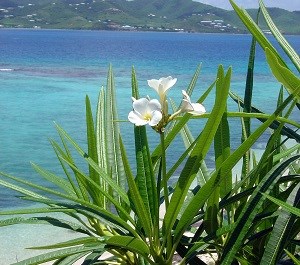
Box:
[148,98,161,111]
[180,99,194,112]
[147,79,160,92]
[189,103,206,115]
[180,90,206,115]
[128,111,148,126]
[148,77,177,98]
[181,90,191,101]
[149,110,162,126]
[132,98,150,116]
[160,76,177,92]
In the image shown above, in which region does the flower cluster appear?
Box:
[128,76,206,132]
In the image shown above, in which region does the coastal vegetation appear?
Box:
[0,0,300,34]
[0,0,299,264]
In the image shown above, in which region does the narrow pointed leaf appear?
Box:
[229,0,288,69]
[265,48,300,103]
[215,112,231,198]
[241,25,257,177]
[205,68,231,234]
[31,163,75,195]
[105,65,127,193]
[0,175,46,200]
[0,215,91,236]
[50,138,88,200]
[13,245,103,265]
[134,122,155,232]
[164,66,231,239]
[263,193,300,218]
[261,184,300,264]
[230,92,300,142]
[258,0,300,72]
[169,99,209,186]
[106,236,150,257]
[173,93,297,245]
[221,154,300,264]
[151,79,216,165]
[52,253,89,265]
[86,95,100,186]
[29,237,101,250]
[54,123,129,204]
[119,136,153,237]
[0,171,136,235]
[96,87,108,170]
[284,249,300,265]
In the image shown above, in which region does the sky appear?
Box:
[195,0,300,11]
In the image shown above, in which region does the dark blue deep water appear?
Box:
[0,29,299,209]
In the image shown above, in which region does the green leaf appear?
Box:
[185,64,202,96]
[205,68,231,234]
[263,193,300,218]
[219,187,256,209]
[57,154,132,221]
[86,95,104,207]
[95,87,110,209]
[24,197,137,236]
[131,67,158,234]
[106,236,150,257]
[164,66,232,245]
[173,92,297,248]
[12,245,103,265]
[96,87,107,170]
[151,78,217,165]
[258,0,300,72]
[169,99,209,186]
[134,122,156,230]
[284,249,300,265]
[86,95,100,186]
[30,162,75,196]
[0,170,136,236]
[82,250,104,265]
[229,0,288,69]
[119,136,153,237]
[185,242,208,260]
[0,174,47,200]
[29,237,101,250]
[215,113,231,198]
[0,215,91,235]
[221,154,300,264]
[52,252,89,265]
[261,183,300,264]
[265,48,300,103]
[229,91,300,142]
[105,65,127,194]
[54,123,129,205]
[50,138,87,200]
[131,66,139,99]
[241,24,257,177]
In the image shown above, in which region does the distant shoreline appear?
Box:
[1,27,299,36]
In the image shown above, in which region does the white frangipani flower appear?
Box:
[128,97,162,126]
[180,90,206,115]
[147,76,177,101]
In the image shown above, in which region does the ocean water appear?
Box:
[0,29,299,209]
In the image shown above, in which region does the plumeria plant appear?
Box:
[0,0,299,264]
[128,78,206,130]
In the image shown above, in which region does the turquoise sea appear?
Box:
[1,29,300,210]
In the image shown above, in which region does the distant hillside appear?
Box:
[0,0,299,34]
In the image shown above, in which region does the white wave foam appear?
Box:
[0,68,14,71]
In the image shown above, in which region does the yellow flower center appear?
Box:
[143,112,152,121]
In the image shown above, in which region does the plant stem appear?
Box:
[160,132,169,209]
[160,131,174,261]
